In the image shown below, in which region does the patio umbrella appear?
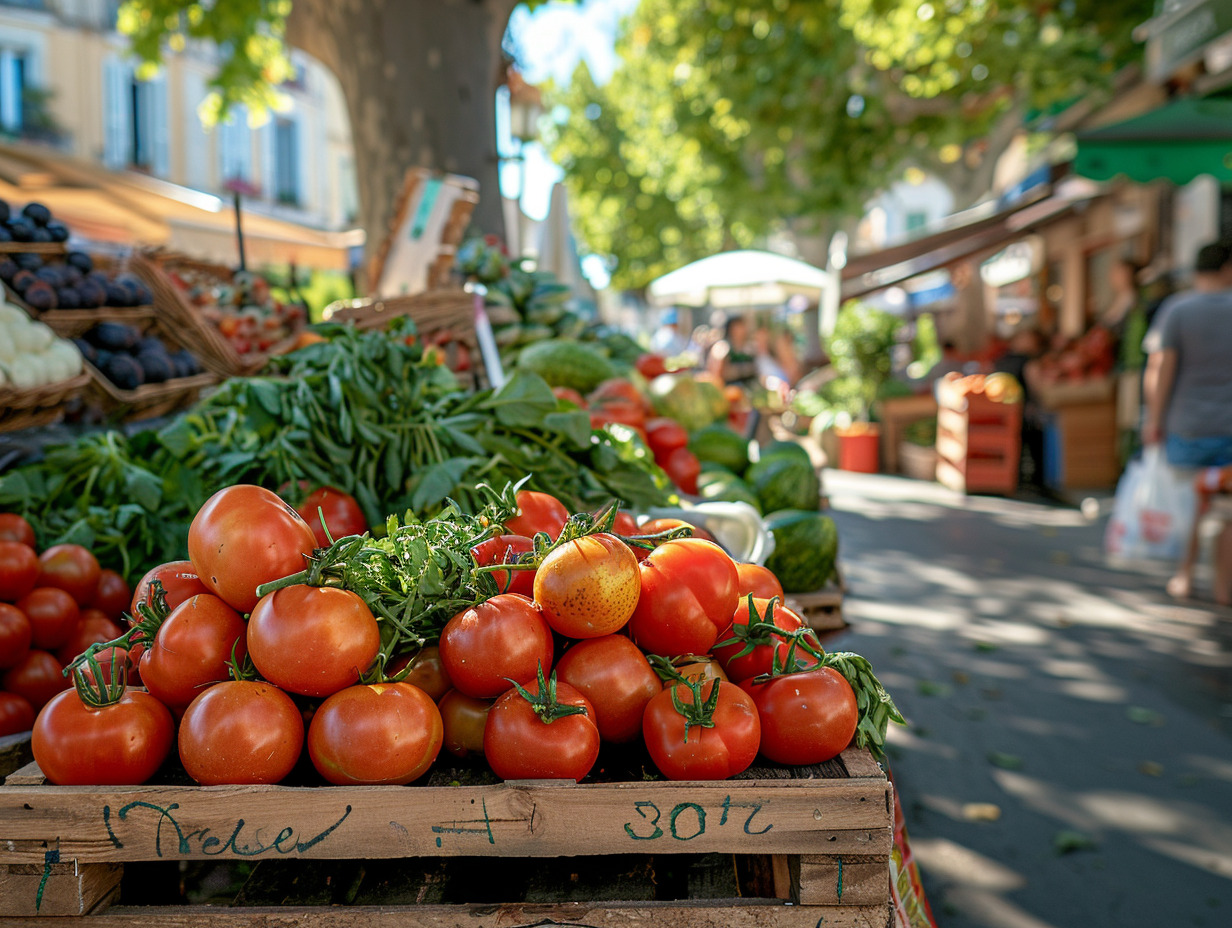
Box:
[647,249,828,309]
[1073,97,1232,186]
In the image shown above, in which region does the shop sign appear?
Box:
[1146,0,1232,82]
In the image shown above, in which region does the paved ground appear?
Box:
[824,471,1232,928]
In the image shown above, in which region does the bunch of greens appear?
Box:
[1,321,673,580]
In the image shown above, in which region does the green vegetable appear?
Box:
[747,456,820,514]
[756,439,813,468]
[648,374,723,432]
[688,424,750,475]
[763,509,838,593]
[515,339,618,394]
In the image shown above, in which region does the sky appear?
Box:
[499,0,639,222]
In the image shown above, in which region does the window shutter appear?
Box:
[102,57,131,169]
[149,75,170,178]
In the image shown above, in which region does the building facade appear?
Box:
[0,0,358,231]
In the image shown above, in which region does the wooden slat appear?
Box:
[6,759,46,786]
[0,862,122,916]
[797,855,890,906]
[10,900,893,927]
[839,748,885,779]
[0,733,32,781]
[0,777,892,865]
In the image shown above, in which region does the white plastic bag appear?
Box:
[1105,446,1195,561]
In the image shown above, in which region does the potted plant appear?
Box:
[823,301,903,472]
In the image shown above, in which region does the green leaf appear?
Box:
[543,410,594,449]
[124,467,164,512]
[409,458,481,513]
[481,370,557,427]
[249,379,284,416]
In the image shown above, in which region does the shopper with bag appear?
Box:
[1142,254,1232,601]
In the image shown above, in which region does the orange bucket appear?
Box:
[837,426,880,473]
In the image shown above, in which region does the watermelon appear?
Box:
[747,456,820,513]
[756,439,812,468]
[648,375,721,432]
[763,510,838,593]
[700,478,761,512]
[689,425,750,476]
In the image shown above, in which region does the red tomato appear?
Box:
[55,610,123,667]
[75,647,130,690]
[588,378,643,408]
[635,354,668,380]
[713,597,810,683]
[307,682,443,785]
[438,594,554,698]
[645,418,689,460]
[637,518,716,544]
[188,485,317,613]
[139,594,247,714]
[388,644,452,700]
[35,545,100,606]
[178,680,304,785]
[533,533,640,638]
[17,588,79,650]
[552,386,588,408]
[662,447,701,495]
[643,680,761,780]
[504,490,570,539]
[0,513,35,548]
[589,398,646,432]
[89,570,132,623]
[555,636,660,743]
[130,560,209,617]
[470,534,536,597]
[0,602,31,669]
[296,486,368,548]
[609,510,640,536]
[736,563,785,601]
[663,655,729,689]
[0,691,34,736]
[739,667,858,765]
[32,688,174,785]
[483,676,599,781]
[248,586,380,698]
[2,649,70,711]
[0,541,39,602]
[439,689,492,758]
[627,539,739,656]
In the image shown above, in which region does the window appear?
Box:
[905,211,928,233]
[273,118,299,206]
[218,108,253,185]
[0,49,26,133]
[103,58,169,176]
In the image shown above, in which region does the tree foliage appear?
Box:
[544,0,1153,290]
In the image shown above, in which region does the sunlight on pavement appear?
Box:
[910,837,1026,892]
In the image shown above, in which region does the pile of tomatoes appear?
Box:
[1,514,132,738]
[16,480,869,789]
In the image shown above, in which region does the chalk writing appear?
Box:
[430,797,495,846]
[101,801,352,857]
[623,796,772,841]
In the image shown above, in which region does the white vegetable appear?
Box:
[0,331,16,365]
[48,339,83,378]
[0,365,8,389]
[0,304,27,326]
[6,355,41,389]
[27,322,55,353]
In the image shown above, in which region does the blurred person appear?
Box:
[1142,242,1232,355]
[753,326,791,403]
[650,308,693,358]
[774,328,802,385]
[996,328,1047,486]
[1143,261,1232,599]
[707,315,758,386]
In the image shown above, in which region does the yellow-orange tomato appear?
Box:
[665,655,729,690]
[533,533,640,638]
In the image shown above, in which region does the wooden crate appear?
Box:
[0,747,892,925]
[935,393,1022,495]
[1042,398,1119,490]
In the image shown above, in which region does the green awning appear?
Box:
[1073,97,1232,186]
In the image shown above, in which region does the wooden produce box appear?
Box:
[785,565,847,633]
[935,393,1022,495]
[0,747,892,925]
[876,394,938,475]
[1043,398,1119,490]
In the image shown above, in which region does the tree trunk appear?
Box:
[287,0,519,271]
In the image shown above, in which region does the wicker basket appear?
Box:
[0,371,90,434]
[70,306,221,422]
[129,251,301,379]
[323,288,485,389]
[0,242,68,256]
[1,250,158,336]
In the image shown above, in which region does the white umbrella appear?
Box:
[648,249,828,309]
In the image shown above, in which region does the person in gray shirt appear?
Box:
[1144,290,1232,466]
